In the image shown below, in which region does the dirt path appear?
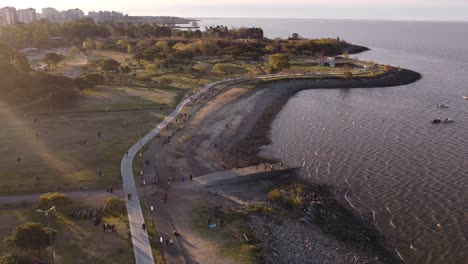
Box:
[140,85,262,264]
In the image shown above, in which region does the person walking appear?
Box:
[102,223,106,232]
[127,193,132,200]
[142,223,146,230]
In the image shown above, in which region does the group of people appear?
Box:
[102,223,116,232]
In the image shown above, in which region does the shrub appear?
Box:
[145,63,158,74]
[103,196,126,216]
[38,192,73,214]
[212,64,227,75]
[268,189,281,202]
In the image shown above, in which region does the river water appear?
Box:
[198,19,468,264]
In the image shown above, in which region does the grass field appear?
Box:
[0,198,134,263]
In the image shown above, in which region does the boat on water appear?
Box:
[442,118,455,124]
[437,104,449,108]
[431,118,455,124]
[463,96,468,100]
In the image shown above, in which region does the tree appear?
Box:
[99,59,120,72]
[84,73,105,85]
[43,53,61,68]
[13,52,30,71]
[155,40,169,52]
[0,42,14,62]
[120,66,131,74]
[268,53,290,70]
[38,192,74,214]
[3,223,56,257]
[291,33,300,40]
[145,63,158,74]
[73,78,94,91]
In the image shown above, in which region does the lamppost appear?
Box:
[36,206,56,264]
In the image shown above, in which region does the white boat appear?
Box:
[437,104,449,108]
[443,118,455,124]
[463,96,468,100]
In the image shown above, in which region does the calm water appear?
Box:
[199,19,468,264]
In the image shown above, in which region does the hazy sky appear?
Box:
[3,0,468,21]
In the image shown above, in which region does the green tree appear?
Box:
[3,223,56,257]
[38,192,74,214]
[155,40,169,52]
[99,59,120,72]
[268,53,290,70]
[43,53,61,68]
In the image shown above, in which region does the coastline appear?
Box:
[141,68,420,263]
[223,68,422,168]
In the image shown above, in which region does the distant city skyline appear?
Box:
[1,0,468,21]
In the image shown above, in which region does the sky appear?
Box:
[2,0,468,21]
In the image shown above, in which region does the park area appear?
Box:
[0,193,134,263]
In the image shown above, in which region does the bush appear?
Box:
[145,63,158,74]
[136,76,152,82]
[0,253,30,264]
[212,64,227,75]
[103,196,126,216]
[38,193,73,214]
[268,189,281,202]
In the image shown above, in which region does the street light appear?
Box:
[37,206,56,264]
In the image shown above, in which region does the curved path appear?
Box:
[121,73,322,263]
[120,78,249,264]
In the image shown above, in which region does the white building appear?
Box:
[1,7,18,25]
[17,8,37,24]
[42,7,61,22]
[88,10,124,22]
[62,8,84,22]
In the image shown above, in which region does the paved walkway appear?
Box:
[121,78,248,264]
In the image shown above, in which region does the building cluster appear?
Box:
[0,6,125,25]
[40,7,84,23]
[88,10,125,23]
[1,6,38,25]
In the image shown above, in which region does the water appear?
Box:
[198,19,468,264]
